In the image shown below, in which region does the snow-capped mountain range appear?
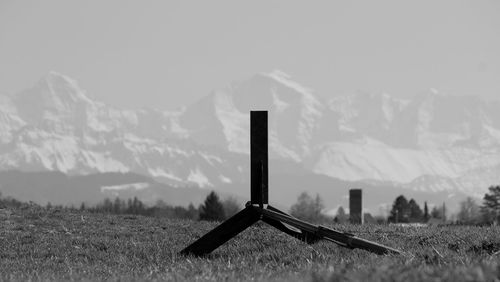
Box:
[1,70,499,206]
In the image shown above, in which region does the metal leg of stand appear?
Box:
[180,206,260,256]
[264,205,321,244]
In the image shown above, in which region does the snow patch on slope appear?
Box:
[264,70,313,94]
[101,182,149,192]
[312,140,500,184]
[219,175,232,183]
[214,91,249,154]
[187,168,212,188]
[148,168,183,182]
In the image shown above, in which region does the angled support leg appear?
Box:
[180,206,260,256]
[259,207,401,255]
[263,205,321,244]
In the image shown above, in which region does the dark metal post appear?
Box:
[250,111,268,206]
[349,189,363,224]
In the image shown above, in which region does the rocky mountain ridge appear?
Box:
[0,70,499,207]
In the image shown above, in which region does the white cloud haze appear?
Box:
[0,0,499,110]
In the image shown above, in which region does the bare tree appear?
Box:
[457,197,480,225]
[290,192,326,223]
[222,196,240,219]
[334,206,348,223]
[481,186,500,225]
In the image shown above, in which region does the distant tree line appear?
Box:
[289,192,329,224]
[0,192,26,209]
[456,185,500,225]
[2,185,500,226]
[0,190,242,222]
[81,197,199,220]
[284,185,500,226]
[81,191,241,221]
[287,192,382,224]
[387,185,500,225]
[387,195,442,223]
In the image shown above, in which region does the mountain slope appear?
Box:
[178,71,500,196]
[0,70,499,211]
[0,170,217,207]
[0,72,248,189]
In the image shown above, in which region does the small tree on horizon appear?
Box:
[290,192,326,223]
[222,196,240,219]
[334,206,349,223]
[423,201,430,222]
[457,197,480,225]
[481,185,500,225]
[199,191,225,221]
[388,195,410,223]
[408,199,423,222]
[430,204,446,221]
[186,203,199,220]
[442,202,447,222]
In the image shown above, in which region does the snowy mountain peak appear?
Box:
[259,69,314,96]
[206,71,328,159]
[40,71,92,103]
[416,88,457,102]
[5,72,98,132]
[267,69,292,79]
[1,71,500,202]
[45,70,76,83]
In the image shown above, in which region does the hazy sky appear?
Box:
[0,1,499,109]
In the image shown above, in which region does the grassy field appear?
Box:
[1,206,499,281]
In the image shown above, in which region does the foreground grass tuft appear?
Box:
[1,206,499,281]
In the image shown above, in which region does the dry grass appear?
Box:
[1,206,499,281]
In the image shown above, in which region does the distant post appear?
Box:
[349,189,363,224]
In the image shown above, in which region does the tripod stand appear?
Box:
[180,111,400,256]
